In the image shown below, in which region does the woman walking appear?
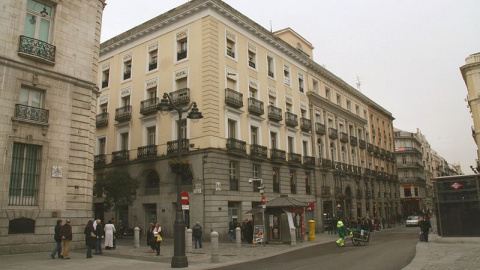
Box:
[84,220,96,258]
[153,223,162,256]
[147,222,155,252]
[104,220,116,250]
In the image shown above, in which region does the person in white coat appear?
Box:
[104,220,116,250]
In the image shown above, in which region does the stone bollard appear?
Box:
[290,227,296,246]
[210,231,219,263]
[133,227,140,248]
[186,228,193,253]
[235,227,241,247]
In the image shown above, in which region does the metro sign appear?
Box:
[450,181,463,190]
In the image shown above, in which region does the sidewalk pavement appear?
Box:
[1,224,480,270]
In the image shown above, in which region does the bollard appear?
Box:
[186,228,193,253]
[133,227,140,248]
[235,227,241,247]
[308,220,316,242]
[210,231,219,263]
[290,227,296,246]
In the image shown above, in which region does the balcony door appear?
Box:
[24,0,53,43]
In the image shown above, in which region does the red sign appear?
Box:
[181,191,189,205]
[261,196,266,205]
[450,182,463,190]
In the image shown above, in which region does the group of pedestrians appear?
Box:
[146,222,163,256]
[83,219,116,258]
[50,218,72,259]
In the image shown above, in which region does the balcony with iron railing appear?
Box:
[101,80,109,89]
[328,128,338,139]
[18,35,56,65]
[367,143,374,153]
[268,105,282,122]
[250,144,268,160]
[226,138,247,155]
[248,98,264,115]
[374,146,380,156]
[170,88,190,107]
[140,97,158,115]
[94,154,106,168]
[322,186,331,198]
[167,139,189,155]
[270,148,286,163]
[123,70,131,80]
[115,105,132,122]
[340,132,349,143]
[268,70,274,78]
[148,60,157,71]
[303,156,316,167]
[315,123,326,135]
[227,48,235,58]
[350,136,358,147]
[177,49,187,60]
[249,61,256,69]
[285,112,298,128]
[288,153,302,166]
[96,112,108,127]
[359,139,366,149]
[112,150,129,163]
[225,88,243,108]
[137,145,157,159]
[14,104,49,124]
[300,118,311,132]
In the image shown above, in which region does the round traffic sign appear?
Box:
[181,191,189,205]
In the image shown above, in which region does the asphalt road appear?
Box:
[210,226,419,270]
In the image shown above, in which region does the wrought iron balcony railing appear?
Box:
[148,60,157,71]
[248,98,264,115]
[226,138,246,155]
[96,112,108,127]
[94,154,106,168]
[112,150,129,163]
[285,112,298,127]
[359,139,366,149]
[288,153,302,165]
[140,97,158,115]
[227,49,235,58]
[18,35,56,65]
[300,118,311,132]
[14,104,49,124]
[170,88,190,107]
[315,123,326,135]
[268,105,282,122]
[270,148,286,163]
[123,71,131,80]
[328,128,338,139]
[101,80,109,89]
[367,143,374,152]
[167,139,189,155]
[250,144,268,159]
[177,49,187,60]
[340,132,349,143]
[303,156,316,167]
[115,105,132,122]
[225,88,243,108]
[137,145,157,159]
[350,136,358,146]
[249,61,256,69]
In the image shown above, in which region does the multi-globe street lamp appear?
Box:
[157,92,202,268]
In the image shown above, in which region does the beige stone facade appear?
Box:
[0,0,105,254]
[460,52,480,171]
[95,0,399,240]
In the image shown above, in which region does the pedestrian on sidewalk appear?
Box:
[192,221,203,249]
[419,217,432,242]
[94,219,104,254]
[50,219,63,259]
[104,220,116,250]
[147,222,155,252]
[84,220,96,258]
[60,218,73,259]
[153,223,162,256]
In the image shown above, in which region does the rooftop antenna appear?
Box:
[355,75,363,91]
[270,20,272,33]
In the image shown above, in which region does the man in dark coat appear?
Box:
[50,219,63,259]
[60,218,73,259]
[192,221,203,249]
[419,217,432,242]
[94,219,104,254]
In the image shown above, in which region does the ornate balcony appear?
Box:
[140,97,158,115]
[167,139,189,155]
[374,146,380,156]
[18,35,56,65]
[268,105,282,122]
[137,145,157,159]
[350,136,358,147]
[115,105,132,122]
[226,138,247,155]
[285,112,298,128]
[340,132,349,143]
[123,71,131,80]
[148,60,157,71]
[315,123,326,135]
[14,104,49,124]
[367,143,374,153]
[248,98,264,115]
[227,48,235,58]
[288,153,302,166]
[300,118,312,132]
[303,156,316,167]
[249,61,256,68]
[250,144,268,160]
[270,148,286,163]
[94,154,106,168]
[96,112,108,127]
[177,49,187,60]
[328,128,338,139]
[359,139,366,149]
[322,186,331,198]
[170,88,190,107]
[322,158,332,169]
[112,150,129,163]
[101,80,109,89]
[225,88,243,108]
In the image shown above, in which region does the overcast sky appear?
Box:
[101,0,480,174]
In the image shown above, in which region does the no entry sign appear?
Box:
[181,191,189,205]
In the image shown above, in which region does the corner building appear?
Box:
[95,0,398,239]
[0,0,105,253]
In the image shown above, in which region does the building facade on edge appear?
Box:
[94,0,398,241]
[0,0,105,254]
[460,52,480,172]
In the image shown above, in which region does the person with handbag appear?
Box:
[84,220,96,258]
[153,223,162,256]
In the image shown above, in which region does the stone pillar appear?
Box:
[290,227,296,246]
[186,228,192,253]
[235,227,241,247]
[133,227,140,248]
[210,231,219,263]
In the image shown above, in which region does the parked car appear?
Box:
[406,216,421,227]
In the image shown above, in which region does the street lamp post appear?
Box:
[157,93,202,268]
